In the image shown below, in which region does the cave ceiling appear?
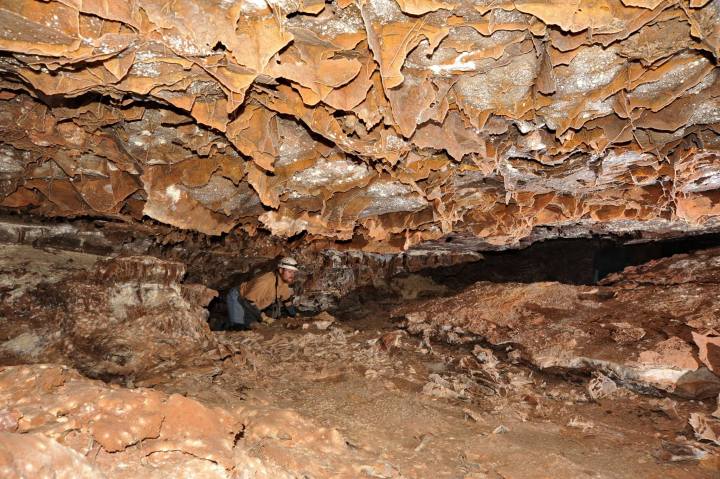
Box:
[0,0,719,251]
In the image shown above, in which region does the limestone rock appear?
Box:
[689,413,720,446]
[692,331,720,373]
[0,363,370,478]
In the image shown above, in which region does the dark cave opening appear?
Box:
[327,233,720,323]
[425,233,720,289]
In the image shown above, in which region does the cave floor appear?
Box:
[151,313,717,478]
[0,244,718,477]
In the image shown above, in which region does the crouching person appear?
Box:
[225,257,299,330]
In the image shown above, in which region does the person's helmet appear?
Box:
[278,257,300,272]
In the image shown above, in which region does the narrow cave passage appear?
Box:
[301,233,720,326]
[424,233,720,289]
[192,234,720,479]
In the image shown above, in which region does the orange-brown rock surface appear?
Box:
[0,214,489,320]
[0,364,375,478]
[0,0,718,251]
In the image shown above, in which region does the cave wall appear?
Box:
[396,245,720,399]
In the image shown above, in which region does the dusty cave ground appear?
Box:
[0,237,720,478]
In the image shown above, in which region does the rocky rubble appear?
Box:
[0,1,718,251]
[394,247,720,399]
[601,246,720,376]
[294,248,472,310]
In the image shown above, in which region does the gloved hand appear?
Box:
[260,312,275,325]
